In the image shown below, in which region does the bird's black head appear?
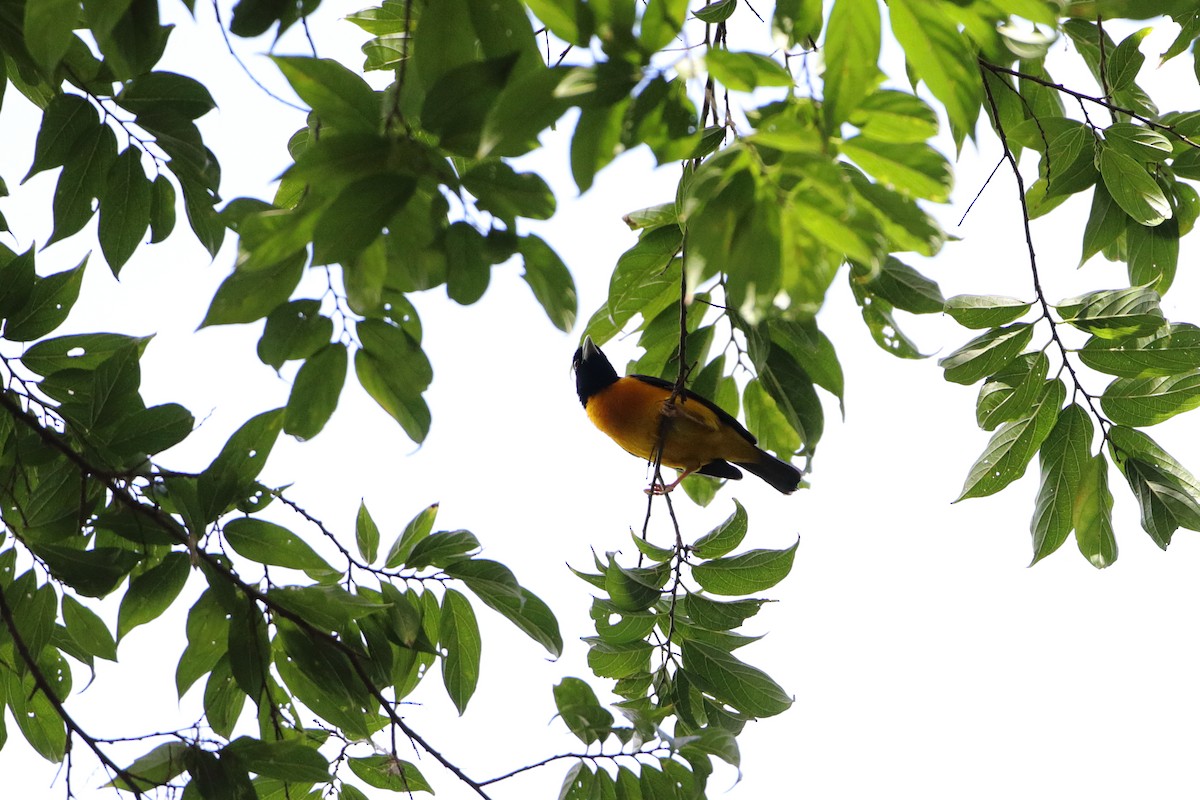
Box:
[572,337,619,407]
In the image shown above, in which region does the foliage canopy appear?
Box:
[3,0,1200,797]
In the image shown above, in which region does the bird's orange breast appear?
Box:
[585,377,759,470]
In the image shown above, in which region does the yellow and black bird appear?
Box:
[572,337,803,494]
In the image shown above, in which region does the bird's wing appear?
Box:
[629,374,757,444]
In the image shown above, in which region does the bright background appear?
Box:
[2,3,1200,798]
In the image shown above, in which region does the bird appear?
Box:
[572,337,803,494]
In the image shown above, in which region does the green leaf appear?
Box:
[201,252,306,327]
[117,71,216,120]
[1056,285,1163,339]
[197,409,284,522]
[284,343,348,441]
[1080,183,1126,265]
[769,320,845,405]
[35,545,141,598]
[355,501,380,564]
[680,640,792,718]
[257,300,333,370]
[98,147,153,274]
[223,519,332,572]
[694,0,736,23]
[822,0,880,130]
[1127,216,1179,293]
[943,295,1032,329]
[443,221,491,305]
[854,283,916,355]
[384,502,438,568]
[3,257,87,342]
[1030,405,1092,565]
[62,595,117,661]
[463,579,562,657]
[682,594,766,632]
[705,50,794,93]
[852,90,939,144]
[976,353,1049,431]
[1101,372,1200,426]
[630,533,675,563]
[440,588,481,715]
[857,256,944,314]
[560,762,595,800]
[554,677,615,745]
[272,56,379,133]
[956,380,1066,501]
[571,100,631,193]
[585,639,652,679]
[691,542,798,596]
[203,655,246,739]
[887,0,980,136]
[1098,144,1171,226]
[24,0,77,73]
[354,319,432,442]
[851,174,947,256]
[148,175,176,243]
[348,755,433,793]
[21,332,151,376]
[691,499,748,559]
[27,94,98,180]
[223,737,330,784]
[642,0,688,51]
[756,344,823,450]
[519,234,576,333]
[48,122,118,245]
[117,551,190,640]
[1103,123,1170,163]
[584,225,682,344]
[312,174,415,266]
[1109,426,1200,548]
[1073,454,1117,569]
[176,590,229,697]
[1107,27,1148,91]
[840,137,952,201]
[605,562,668,612]
[105,742,191,791]
[939,324,1034,385]
[407,530,480,570]
[1078,323,1200,378]
[462,161,555,222]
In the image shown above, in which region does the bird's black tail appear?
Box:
[737,449,803,494]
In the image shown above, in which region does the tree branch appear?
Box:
[979,59,1200,151]
[978,67,1112,440]
[0,583,144,796]
[0,390,497,799]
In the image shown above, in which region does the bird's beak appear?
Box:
[582,336,599,360]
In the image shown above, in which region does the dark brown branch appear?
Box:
[479,745,671,787]
[979,67,1112,439]
[0,583,144,795]
[0,391,497,799]
[979,59,1200,151]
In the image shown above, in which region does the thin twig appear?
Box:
[479,746,671,786]
[211,0,307,112]
[979,59,1200,151]
[957,156,1005,227]
[979,69,1112,442]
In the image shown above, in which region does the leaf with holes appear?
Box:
[957,379,1065,501]
[1030,405,1092,565]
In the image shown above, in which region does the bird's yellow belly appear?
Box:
[586,379,758,470]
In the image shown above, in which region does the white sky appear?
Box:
[3,3,1200,799]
